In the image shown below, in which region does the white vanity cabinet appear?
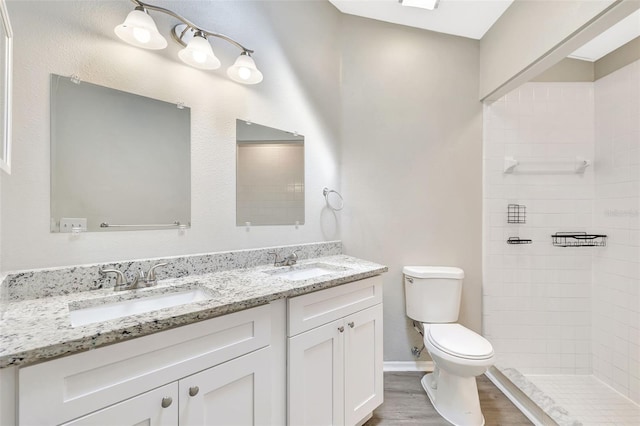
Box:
[288,276,384,426]
[18,303,280,426]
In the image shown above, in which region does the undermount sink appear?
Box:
[265,263,346,281]
[69,285,212,327]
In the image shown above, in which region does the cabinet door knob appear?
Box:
[338,326,344,333]
[189,386,200,397]
[161,397,173,408]
[348,321,355,328]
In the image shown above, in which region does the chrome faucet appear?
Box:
[267,250,300,267]
[100,263,168,291]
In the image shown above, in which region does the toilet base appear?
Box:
[421,372,485,426]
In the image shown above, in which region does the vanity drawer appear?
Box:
[288,275,382,337]
[19,303,272,426]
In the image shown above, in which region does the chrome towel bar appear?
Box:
[100,221,182,228]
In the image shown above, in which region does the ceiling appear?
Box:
[569,9,640,61]
[328,0,639,60]
[328,0,514,40]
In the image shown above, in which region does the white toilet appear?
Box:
[403,266,495,426]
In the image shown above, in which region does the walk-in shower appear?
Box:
[482,59,639,425]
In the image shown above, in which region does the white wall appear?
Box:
[592,60,640,403]
[483,82,595,374]
[340,15,483,362]
[1,0,342,271]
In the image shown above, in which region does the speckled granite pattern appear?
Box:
[0,254,386,368]
[499,366,582,426]
[1,241,342,301]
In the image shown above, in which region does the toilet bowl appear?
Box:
[403,266,495,426]
[421,323,494,426]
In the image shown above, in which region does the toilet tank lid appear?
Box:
[403,266,464,279]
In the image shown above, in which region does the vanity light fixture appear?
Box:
[399,0,440,10]
[114,0,263,84]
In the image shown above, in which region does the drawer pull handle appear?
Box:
[161,397,173,408]
[348,322,355,328]
[189,386,200,397]
[338,326,344,333]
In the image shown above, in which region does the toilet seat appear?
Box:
[425,324,494,360]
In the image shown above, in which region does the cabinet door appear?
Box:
[288,319,344,426]
[179,347,272,426]
[61,383,178,426]
[344,304,383,426]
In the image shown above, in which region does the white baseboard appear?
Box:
[383,361,434,372]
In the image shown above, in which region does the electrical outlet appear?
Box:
[60,218,87,233]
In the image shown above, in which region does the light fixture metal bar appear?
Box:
[130,0,254,53]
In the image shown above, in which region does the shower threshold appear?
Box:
[486,366,640,426]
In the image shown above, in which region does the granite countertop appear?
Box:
[0,255,386,368]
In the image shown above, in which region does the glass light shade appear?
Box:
[114,9,167,50]
[177,34,221,70]
[227,53,263,85]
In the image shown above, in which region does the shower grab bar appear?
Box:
[100,221,183,228]
[503,156,590,174]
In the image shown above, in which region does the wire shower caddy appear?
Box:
[551,232,607,247]
[507,204,526,224]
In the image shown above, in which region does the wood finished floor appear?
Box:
[364,372,533,426]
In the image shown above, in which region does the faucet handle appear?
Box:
[283,250,300,266]
[146,263,168,282]
[99,268,127,287]
[267,251,281,266]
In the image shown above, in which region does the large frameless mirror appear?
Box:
[0,0,12,174]
[236,119,304,226]
[50,74,191,232]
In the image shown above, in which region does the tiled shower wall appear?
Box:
[483,61,640,401]
[483,82,595,374]
[592,60,640,403]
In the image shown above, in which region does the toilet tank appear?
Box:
[403,266,464,323]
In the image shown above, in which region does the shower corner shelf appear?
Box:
[551,232,607,247]
[507,237,532,245]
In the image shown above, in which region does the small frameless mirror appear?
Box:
[236,119,304,226]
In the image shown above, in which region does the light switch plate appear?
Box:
[60,218,87,233]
